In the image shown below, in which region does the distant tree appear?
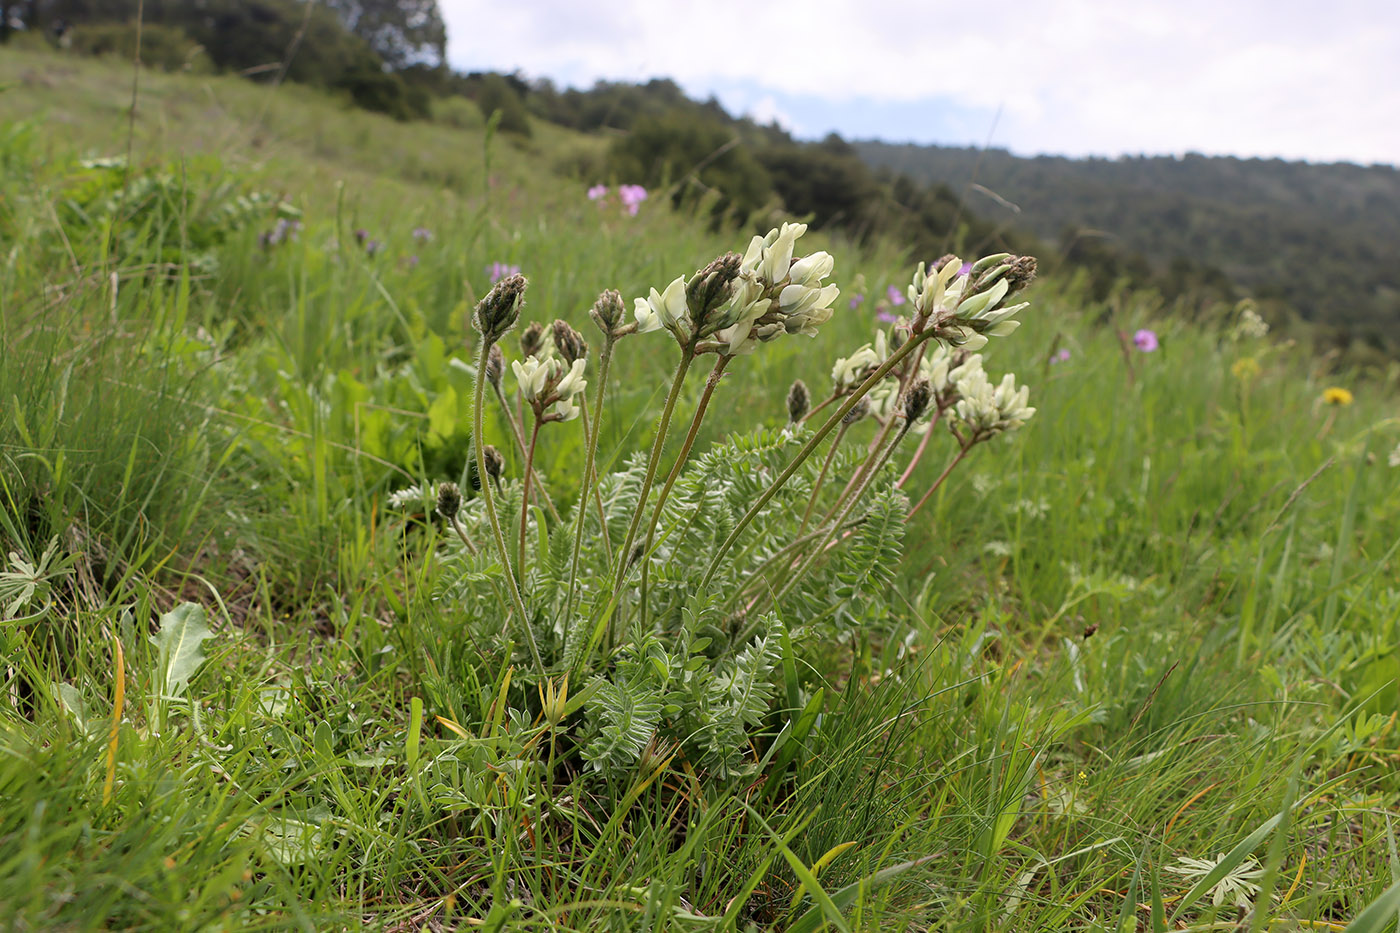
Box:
[472,72,532,136]
[321,0,445,69]
[608,113,772,224]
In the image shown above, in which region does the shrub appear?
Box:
[67,21,210,72]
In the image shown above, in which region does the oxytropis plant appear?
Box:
[410,224,1038,782]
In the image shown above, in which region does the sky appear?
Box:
[440,0,1400,166]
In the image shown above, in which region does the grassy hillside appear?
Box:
[3,50,1400,931]
[856,141,1400,353]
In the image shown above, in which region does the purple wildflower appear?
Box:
[886,283,906,306]
[353,228,369,246]
[848,293,865,310]
[1050,348,1071,364]
[406,255,420,269]
[957,261,973,276]
[877,310,898,324]
[586,184,608,201]
[617,184,649,216]
[412,227,433,242]
[488,261,521,284]
[1133,328,1159,353]
[364,239,383,257]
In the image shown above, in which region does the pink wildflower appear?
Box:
[1133,329,1159,352]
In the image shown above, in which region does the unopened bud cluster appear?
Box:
[473,273,527,342]
[634,223,840,356]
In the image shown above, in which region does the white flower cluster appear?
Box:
[513,355,588,422]
[908,255,1030,350]
[634,222,840,355]
[386,484,427,510]
[953,366,1036,437]
[831,331,889,393]
[1233,305,1270,340]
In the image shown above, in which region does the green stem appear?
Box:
[564,339,614,631]
[699,327,940,590]
[576,391,613,557]
[801,392,838,424]
[796,421,850,539]
[896,409,943,489]
[448,514,479,556]
[474,339,545,678]
[609,347,695,606]
[769,422,912,610]
[518,418,542,586]
[492,381,560,523]
[727,514,869,613]
[906,443,972,522]
[823,414,896,530]
[637,354,730,625]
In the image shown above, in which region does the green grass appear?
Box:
[2,48,1399,931]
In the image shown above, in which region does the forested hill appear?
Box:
[855,142,1400,351]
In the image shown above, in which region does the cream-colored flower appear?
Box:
[512,356,551,401]
[634,275,689,335]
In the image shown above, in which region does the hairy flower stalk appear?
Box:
[563,289,626,635]
[608,250,758,616]
[489,378,561,522]
[905,446,971,521]
[607,347,695,617]
[637,353,733,623]
[470,276,545,677]
[797,420,854,538]
[767,383,929,610]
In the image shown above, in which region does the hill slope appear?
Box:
[856,142,1400,348]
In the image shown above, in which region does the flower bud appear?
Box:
[687,252,742,325]
[903,379,932,423]
[1003,256,1038,295]
[482,445,505,481]
[787,379,810,422]
[519,321,545,359]
[551,319,588,365]
[472,273,527,341]
[485,344,504,389]
[590,288,625,335]
[436,481,462,520]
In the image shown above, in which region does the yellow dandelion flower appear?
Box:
[1322,387,1354,406]
[1231,357,1261,381]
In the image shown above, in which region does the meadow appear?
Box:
[2,49,1400,932]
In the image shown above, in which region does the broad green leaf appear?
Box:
[150,602,214,698]
[55,682,88,730]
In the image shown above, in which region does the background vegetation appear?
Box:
[1,31,1398,933]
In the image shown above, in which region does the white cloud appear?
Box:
[745,95,799,133]
[440,0,1400,163]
